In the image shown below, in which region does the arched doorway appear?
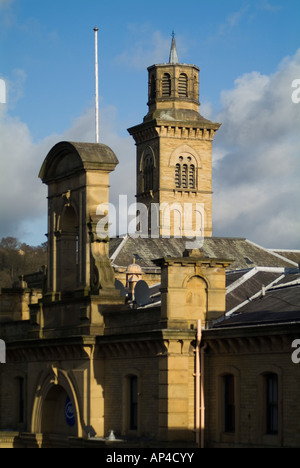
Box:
[31,368,82,440]
[41,385,77,436]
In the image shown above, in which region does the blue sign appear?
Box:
[65,396,75,427]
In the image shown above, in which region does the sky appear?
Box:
[0,0,299,249]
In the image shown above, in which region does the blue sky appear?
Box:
[0,0,300,249]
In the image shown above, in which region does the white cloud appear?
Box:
[257,0,282,13]
[0,0,13,8]
[0,103,135,245]
[0,110,48,243]
[114,28,172,70]
[0,0,15,30]
[1,45,299,250]
[0,78,6,103]
[212,49,300,249]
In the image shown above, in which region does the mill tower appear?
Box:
[128,35,221,239]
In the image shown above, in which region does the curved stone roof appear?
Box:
[39,141,119,183]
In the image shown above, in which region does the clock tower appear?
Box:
[128,35,221,239]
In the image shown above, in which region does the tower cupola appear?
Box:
[128,36,221,239]
[146,34,201,123]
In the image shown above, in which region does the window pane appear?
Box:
[224,375,235,433]
[266,374,278,435]
[130,376,138,430]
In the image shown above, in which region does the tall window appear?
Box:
[129,376,138,431]
[266,374,279,435]
[143,155,154,192]
[58,205,79,291]
[175,164,181,188]
[178,73,188,97]
[189,165,195,189]
[150,75,156,100]
[175,157,196,190]
[224,374,235,433]
[162,73,171,97]
[182,164,188,188]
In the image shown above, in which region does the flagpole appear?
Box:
[94,27,99,143]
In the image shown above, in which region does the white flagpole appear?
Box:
[94,27,99,143]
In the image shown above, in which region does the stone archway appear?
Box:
[41,385,77,436]
[31,367,82,439]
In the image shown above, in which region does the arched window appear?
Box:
[143,155,154,192]
[58,205,79,292]
[224,374,236,433]
[265,373,279,435]
[162,73,171,97]
[189,164,195,189]
[150,75,156,100]
[129,376,138,431]
[174,157,197,190]
[182,164,188,188]
[257,370,281,443]
[175,164,181,188]
[123,374,139,434]
[178,73,188,97]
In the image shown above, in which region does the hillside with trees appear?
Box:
[0,237,47,288]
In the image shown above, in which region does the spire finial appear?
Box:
[169,31,179,64]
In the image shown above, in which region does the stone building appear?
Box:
[0,37,300,448]
[128,34,220,239]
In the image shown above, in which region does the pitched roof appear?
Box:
[270,250,300,265]
[219,282,300,327]
[226,269,284,313]
[109,236,297,271]
[110,237,300,321]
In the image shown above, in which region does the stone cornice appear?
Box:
[128,119,221,144]
[203,322,300,354]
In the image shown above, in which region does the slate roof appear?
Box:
[270,250,300,265]
[226,270,284,313]
[109,236,297,271]
[110,236,300,323]
[219,282,300,327]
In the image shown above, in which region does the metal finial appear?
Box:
[169,32,179,64]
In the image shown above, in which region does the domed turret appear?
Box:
[126,258,143,300]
